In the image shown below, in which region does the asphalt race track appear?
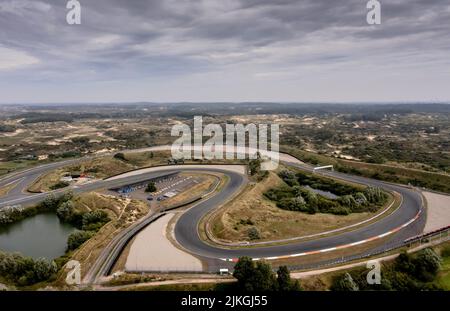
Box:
[175,161,425,262]
[0,148,426,273]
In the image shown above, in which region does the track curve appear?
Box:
[174,163,425,261]
[0,147,426,267]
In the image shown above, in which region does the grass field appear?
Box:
[50,193,150,286]
[436,250,450,290]
[26,151,173,192]
[0,160,40,177]
[208,171,394,244]
[282,145,450,193]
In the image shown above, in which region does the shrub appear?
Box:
[276,266,302,291]
[331,273,359,291]
[145,181,157,193]
[239,218,254,226]
[266,172,387,216]
[364,187,387,204]
[50,181,70,190]
[441,245,450,258]
[67,230,95,251]
[38,194,60,212]
[71,136,90,145]
[0,124,16,132]
[113,153,127,161]
[412,248,442,281]
[329,206,351,215]
[233,257,277,291]
[56,200,75,222]
[248,158,261,176]
[81,210,110,230]
[339,195,358,209]
[248,227,261,240]
[0,251,57,286]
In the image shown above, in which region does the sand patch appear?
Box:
[423,191,450,232]
[125,213,202,272]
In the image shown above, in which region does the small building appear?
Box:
[60,176,73,183]
[219,268,230,275]
[163,191,177,198]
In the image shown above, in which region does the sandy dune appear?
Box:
[125,213,203,272]
[423,191,450,232]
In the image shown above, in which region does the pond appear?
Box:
[0,213,75,260]
[304,185,339,200]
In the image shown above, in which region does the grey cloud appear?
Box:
[0,0,449,102]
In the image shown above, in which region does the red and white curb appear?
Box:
[219,209,423,262]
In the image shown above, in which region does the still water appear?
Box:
[0,213,75,260]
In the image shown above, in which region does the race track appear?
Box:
[0,147,426,273]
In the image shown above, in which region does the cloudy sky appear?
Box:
[0,0,449,103]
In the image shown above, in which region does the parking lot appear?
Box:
[109,173,201,207]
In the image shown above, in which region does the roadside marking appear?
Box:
[377,232,392,238]
[2,177,25,187]
[319,247,337,253]
[219,209,423,262]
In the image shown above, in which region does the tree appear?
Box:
[71,136,90,145]
[354,192,368,206]
[233,257,276,291]
[291,195,307,210]
[40,194,60,211]
[332,273,359,291]
[33,258,57,281]
[276,266,302,291]
[339,195,357,209]
[113,153,126,161]
[412,248,442,281]
[364,187,386,204]
[248,227,261,240]
[278,170,298,186]
[248,158,261,176]
[279,170,296,180]
[233,257,255,290]
[67,230,95,251]
[394,252,415,274]
[145,181,157,193]
[252,261,277,291]
[0,251,57,286]
[82,210,110,230]
[56,200,75,222]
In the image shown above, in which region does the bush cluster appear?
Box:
[331,248,443,291]
[233,257,301,291]
[56,200,110,251]
[0,251,57,286]
[265,170,387,215]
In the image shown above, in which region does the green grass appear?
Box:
[281,145,450,193]
[0,160,40,177]
[436,256,450,290]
